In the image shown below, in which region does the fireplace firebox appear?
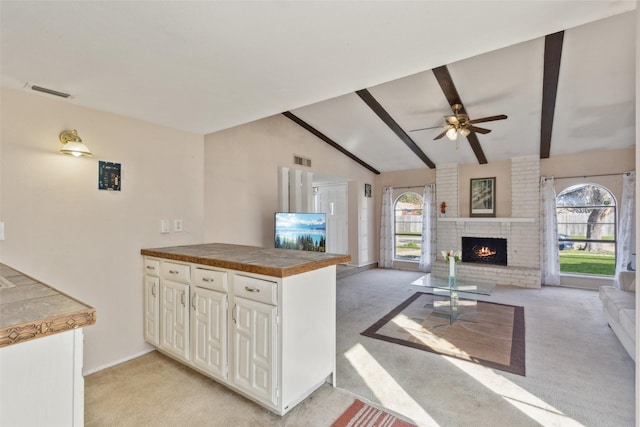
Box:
[462,237,507,266]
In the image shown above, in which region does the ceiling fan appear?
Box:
[410,104,508,144]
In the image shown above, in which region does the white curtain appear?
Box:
[419,184,436,272]
[541,177,560,285]
[616,171,635,274]
[380,187,394,268]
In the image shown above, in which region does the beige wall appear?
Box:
[541,147,635,200]
[203,114,376,266]
[0,88,205,373]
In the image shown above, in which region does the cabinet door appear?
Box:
[191,287,227,379]
[143,275,160,346]
[232,296,277,406]
[160,280,190,360]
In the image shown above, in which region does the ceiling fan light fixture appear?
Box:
[459,128,471,137]
[446,128,458,140]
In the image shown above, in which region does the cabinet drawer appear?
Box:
[193,268,228,292]
[144,258,160,277]
[233,275,277,305]
[161,262,190,284]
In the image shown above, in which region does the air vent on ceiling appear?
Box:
[294,155,312,168]
[25,82,71,98]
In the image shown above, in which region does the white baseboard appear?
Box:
[83,348,155,376]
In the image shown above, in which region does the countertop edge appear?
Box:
[140,248,351,278]
[0,307,96,349]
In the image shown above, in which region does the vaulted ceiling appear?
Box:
[1,1,636,173]
[288,11,636,173]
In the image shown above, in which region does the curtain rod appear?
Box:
[389,184,430,189]
[552,171,633,180]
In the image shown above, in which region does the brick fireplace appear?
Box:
[433,157,542,288]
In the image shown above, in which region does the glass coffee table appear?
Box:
[411,274,496,324]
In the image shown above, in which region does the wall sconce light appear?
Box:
[59,129,92,157]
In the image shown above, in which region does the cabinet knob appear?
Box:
[203,277,214,282]
[245,286,260,293]
[169,270,179,275]
[146,266,155,270]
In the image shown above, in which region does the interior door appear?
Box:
[314,183,347,254]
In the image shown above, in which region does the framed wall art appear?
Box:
[98,161,121,191]
[470,177,495,217]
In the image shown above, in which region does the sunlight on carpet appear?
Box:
[345,343,439,426]
[390,314,471,358]
[362,292,525,374]
[444,357,585,426]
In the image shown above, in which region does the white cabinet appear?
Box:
[159,261,191,361]
[232,295,278,406]
[143,275,160,346]
[143,258,161,346]
[1,329,85,426]
[160,280,190,361]
[191,286,228,380]
[142,254,337,416]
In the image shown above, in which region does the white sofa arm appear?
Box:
[617,271,636,292]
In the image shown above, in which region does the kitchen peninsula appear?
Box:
[140,243,350,415]
[0,263,96,426]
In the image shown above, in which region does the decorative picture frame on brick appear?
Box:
[470,177,496,217]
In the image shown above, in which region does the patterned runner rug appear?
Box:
[361,292,525,376]
[331,399,417,427]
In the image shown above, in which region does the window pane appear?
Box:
[394,192,423,261]
[556,183,616,277]
[560,242,616,276]
[395,235,422,260]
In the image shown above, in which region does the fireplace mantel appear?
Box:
[437,217,535,223]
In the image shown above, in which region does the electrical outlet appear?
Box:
[160,219,170,234]
[174,219,183,232]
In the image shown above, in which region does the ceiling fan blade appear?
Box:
[409,125,444,132]
[467,125,492,134]
[433,130,448,140]
[468,114,508,124]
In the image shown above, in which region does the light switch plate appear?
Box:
[160,219,170,234]
[0,222,4,240]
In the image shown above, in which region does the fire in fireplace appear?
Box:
[462,237,507,266]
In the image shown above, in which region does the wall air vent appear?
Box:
[25,82,71,98]
[293,155,312,168]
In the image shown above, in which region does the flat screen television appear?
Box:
[274,212,326,252]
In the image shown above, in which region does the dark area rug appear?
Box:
[361,292,525,376]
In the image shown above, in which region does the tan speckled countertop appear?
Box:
[0,264,96,348]
[141,243,351,278]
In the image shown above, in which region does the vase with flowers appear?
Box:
[442,250,461,287]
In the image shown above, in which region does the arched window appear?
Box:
[394,192,423,261]
[556,184,616,276]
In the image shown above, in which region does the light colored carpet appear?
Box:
[85,350,357,426]
[336,269,635,427]
[85,268,635,426]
